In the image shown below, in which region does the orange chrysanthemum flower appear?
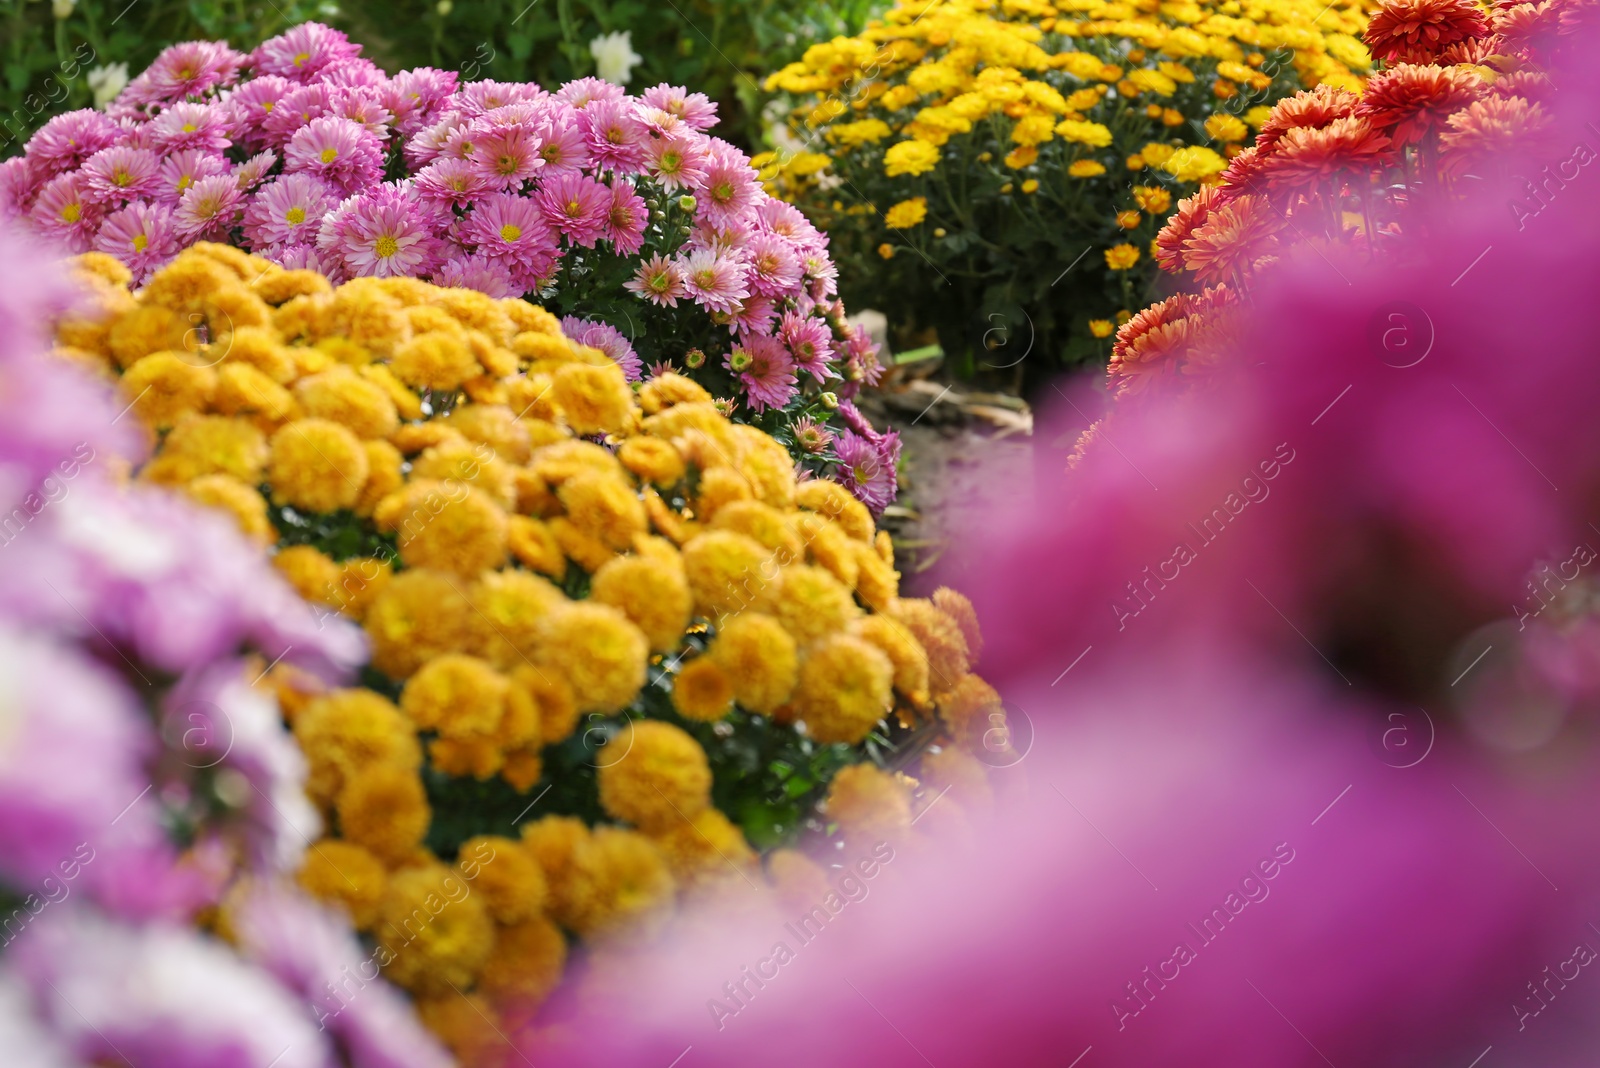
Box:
[1488,68,1554,98]
[1180,195,1286,284]
[1353,65,1482,147]
[1364,0,1493,63]
[1153,186,1222,274]
[1258,118,1394,187]
[1440,94,1556,166]
[1217,145,1271,196]
[1492,1,1562,49]
[1108,286,1243,394]
[1255,85,1360,152]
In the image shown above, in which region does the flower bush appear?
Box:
[759,0,1375,371]
[0,227,452,1064]
[2,22,895,471]
[57,244,1007,1059]
[1102,0,1578,405]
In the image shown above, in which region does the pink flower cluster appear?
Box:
[0,23,887,426]
[0,226,448,1068]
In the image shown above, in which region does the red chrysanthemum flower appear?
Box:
[1439,93,1557,168]
[1364,0,1493,63]
[1492,1,1562,50]
[1255,85,1361,152]
[1258,118,1394,187]
[1217,145,1271,196]
[1353,64,1482,147]
[1154,186,1223,274]
[1181,195,1287,285]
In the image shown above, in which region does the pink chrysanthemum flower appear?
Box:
[696,142,761,228]
[790,415,834,455]
[746,232,804,297]
[0,158,37,223]
[79,145,162,204]
[405,113,471,169]
[688,215,752,254]
[151,150,231,205]
[329,86,395,137]
[648,133,710,191]
[262,84,335,147]
[149,102,231,154]
[641,84,719,130]
[624,254,686,307]
[728,294,778,337]
[285,116,383,196]
[253,22,362,83]
[532,115,592,177]
[603,183,648,255]
[243,173,337,249]
[233,150,278,192]
[780,311,837,381]
[559,77,626,110]
[536,172,611,248]
[581,98,649,173]
[321,56,388,88]
[454,80,545,116]
[834,428,899,516]
[222,75,294,141]
[728,335,798,412]
[562,316,643,381]
[679,247,750,315]
[29,174,101,252]
[174,174,243,240]
[332,194,437,278]
[385,67,459,136]
[756,198,822,247]
[116,41,246,113]
[803,253,840,299]
[470,123,546,190]
[414,158,494,206]
[93,201,180,283]
[22,110,120,179]
[433,251,519,299]
[462,191,556,269]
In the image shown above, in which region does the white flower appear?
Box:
[589,30,642,86]
[52,0,75,20]
[87,63,128,110]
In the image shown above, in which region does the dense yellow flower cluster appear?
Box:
[57,245,1009,1057]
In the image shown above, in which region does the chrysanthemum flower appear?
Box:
[242,173,337,249]
[835,428,900,517]
[384,66,460,136]
[93,201,180,283]
[22,109,120,178]
[148,150,231,206]
[730,293,779,338]
[1259,117,1393,186]
[1365,0,1493,63]
[252,22,363,83]
[648,133,710,190]
[150,102,232,154]
[531,115,593,177]
[462,191,556,276]
[780,311,836,381]
[29,174,101,252]
[641,83,719,129]
[1354,64,1482,147]
[624,253,686,307]
[285,116,384,196]
[535,172,611,247]
[223,74,295,146]
[433,252,519,299]
[232,150,279,191]
[696,142,761,227]
[174,174,244,240]
[470,123,546,190]
[558,76,627,110]
[1255,85,1361,151]
[679,247,750,315]
[1440,94,1556,166]
[561,316,643,381]
[331,195,437,279]
[261,83,336,147]
[792,415,834,455]
[730,335,798,412]
[118,40,246,111]
[80,145,162,203]
[603,182,648,255]
[581,97,650,173]
[1180,194,1285,284]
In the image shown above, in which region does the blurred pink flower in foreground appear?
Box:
[520,22,1600,1068]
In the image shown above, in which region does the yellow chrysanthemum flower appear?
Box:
[455,834,547,924]
[268,418,370,513]
[1160,144,1228,182]
[670,656,735,722]
[708,611,798,715]
[338,764,431,867]
[477,916,567,1006]
[883,197,928,229]
[293,688,422,807]
[791,634,894,745]
[1104,243,1141,270]
[824,763,911,842]
[772,564,861,647]
[1068,159,1108,177]
[596,720,712,832]
[377,863,495,993]
[682,530,776,619]
[648,807,756,889]
[364,568,483,679]
[590,553,692,653]
[883,139,941,176]
[552,362,632,437]
[298,839,388,929]
[562,826,677,941]
[536,602,648,714]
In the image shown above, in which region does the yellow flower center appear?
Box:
[113,169,133,187]
[660,151,681,171]
[712,181,733,202]
[693,269,716,287]
[374,235,400,258]
[132,234,148,253]
[319,147,339,164]
[565,199,581,217]
[607,127,626,144]
[60,203,81,223]
[177,175,193,191]
[262,101,275,112]
[500,223,522,242]
[497,155,518,175]
[285,206,306,225]
[294,51,311,67]
[181,123,197,133]
[178,66,195,79]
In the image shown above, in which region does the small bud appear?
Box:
[728,348,753,373]
[678,195,697,213]
[819,391,839,410]
[684,348,706,369]
[677,225,692,238]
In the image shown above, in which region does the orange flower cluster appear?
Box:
[1102,0,1587,400]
